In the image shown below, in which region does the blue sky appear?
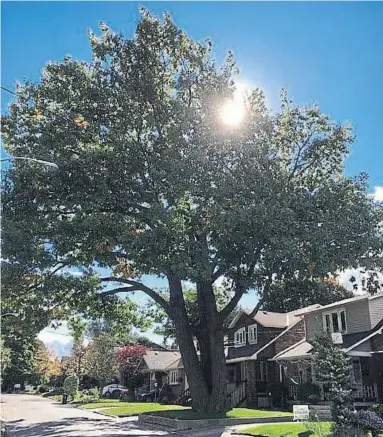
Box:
[2,1,383,348]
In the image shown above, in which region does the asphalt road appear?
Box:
[0,394,171,437]
[0,394,238,437]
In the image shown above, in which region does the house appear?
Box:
[165,356,188,399]
[134,350,181,391]
[273,292,383,406]
[225,304,321,407]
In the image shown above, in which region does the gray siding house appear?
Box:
[273,292,383,406]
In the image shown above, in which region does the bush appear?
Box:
[38,385,50,394]
[63,374,79,400]
[42,387,64,398]
[373,404,383,419]
[331,424,365,437]
[297,383,321,402]
[120,389,135,402]
[350,410,383,435]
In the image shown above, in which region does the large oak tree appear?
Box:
[2,9,382,412]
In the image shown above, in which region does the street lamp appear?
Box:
[1,157,59,170]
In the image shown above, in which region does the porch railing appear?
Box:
[286,382,379,402]
[229,381,247,408]
[352,383,378,401]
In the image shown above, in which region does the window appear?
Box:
[323,308,347,333]
[248,324,258,344]
[169,370,179,385]
[234,328,246,347]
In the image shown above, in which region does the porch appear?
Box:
[226,354,383,408]
[283,355,383,405]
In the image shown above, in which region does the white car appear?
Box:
[101,384,126,398]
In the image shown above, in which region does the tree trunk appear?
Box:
[168,275,229,414]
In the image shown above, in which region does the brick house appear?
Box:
[273,292,383,406]
[225,304,321,407]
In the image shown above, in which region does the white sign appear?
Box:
[14,384,21,390]
[293,405,310,421]
[331,333,343,344]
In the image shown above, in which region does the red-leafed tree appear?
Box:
[115,345,146,375]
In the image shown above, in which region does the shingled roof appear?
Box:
[140,350,181,372]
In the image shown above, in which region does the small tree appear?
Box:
[63,374,79,400]
[85,334,118,389]
[33,340,51,384]
[312,333,352,425]
[115,345,146,388]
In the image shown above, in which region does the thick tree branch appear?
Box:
[248,297,264,318]
[27,262,69,292]
[218,284,246,323]
[101,277,172,315]
[212,267,225,283]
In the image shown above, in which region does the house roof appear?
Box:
[165,357,184,370]
[228,304,322,330]
[346,318,383,353]
[141,350,181,372]
[302,291,383,315]
[273,317,383,361]
[272,340,313,361]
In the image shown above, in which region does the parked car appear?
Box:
[139,388,158,402]
[101,384,126,399]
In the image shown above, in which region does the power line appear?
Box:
[1,86,15,95]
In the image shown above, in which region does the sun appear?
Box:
[219,82,249,127]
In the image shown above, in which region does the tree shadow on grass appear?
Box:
[6,416,172,437]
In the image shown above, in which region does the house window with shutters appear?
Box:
[248,324,258,344]
[323,308,347,333]
[234,328,246,347]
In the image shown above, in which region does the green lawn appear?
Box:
[80,400,123,409]
[100,403,187,417]
[149,408,292,420]
[97,403,292,419]
[238,422,333,437]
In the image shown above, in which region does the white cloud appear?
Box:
[372,186,383,202]
[38,330,73,345]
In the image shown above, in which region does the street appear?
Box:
[1,394,170,437]
[0,395,236,437]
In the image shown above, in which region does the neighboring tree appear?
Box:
[48,349,62,384]
[85,334,118,389]
[33,340,51,384]
[312,334,353,425]
[0,337,12,376]
[262,277,354,312]
[115,345,146,384]
[2,9,382,413]
[69,339,89,377]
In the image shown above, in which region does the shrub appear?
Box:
[350,410,383,436]
[42,387,64,398]
[38,385,50,394]
[331,424,365,437]
[373,404,383,419]
[63,374,79,400]
[120,389,135,402]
